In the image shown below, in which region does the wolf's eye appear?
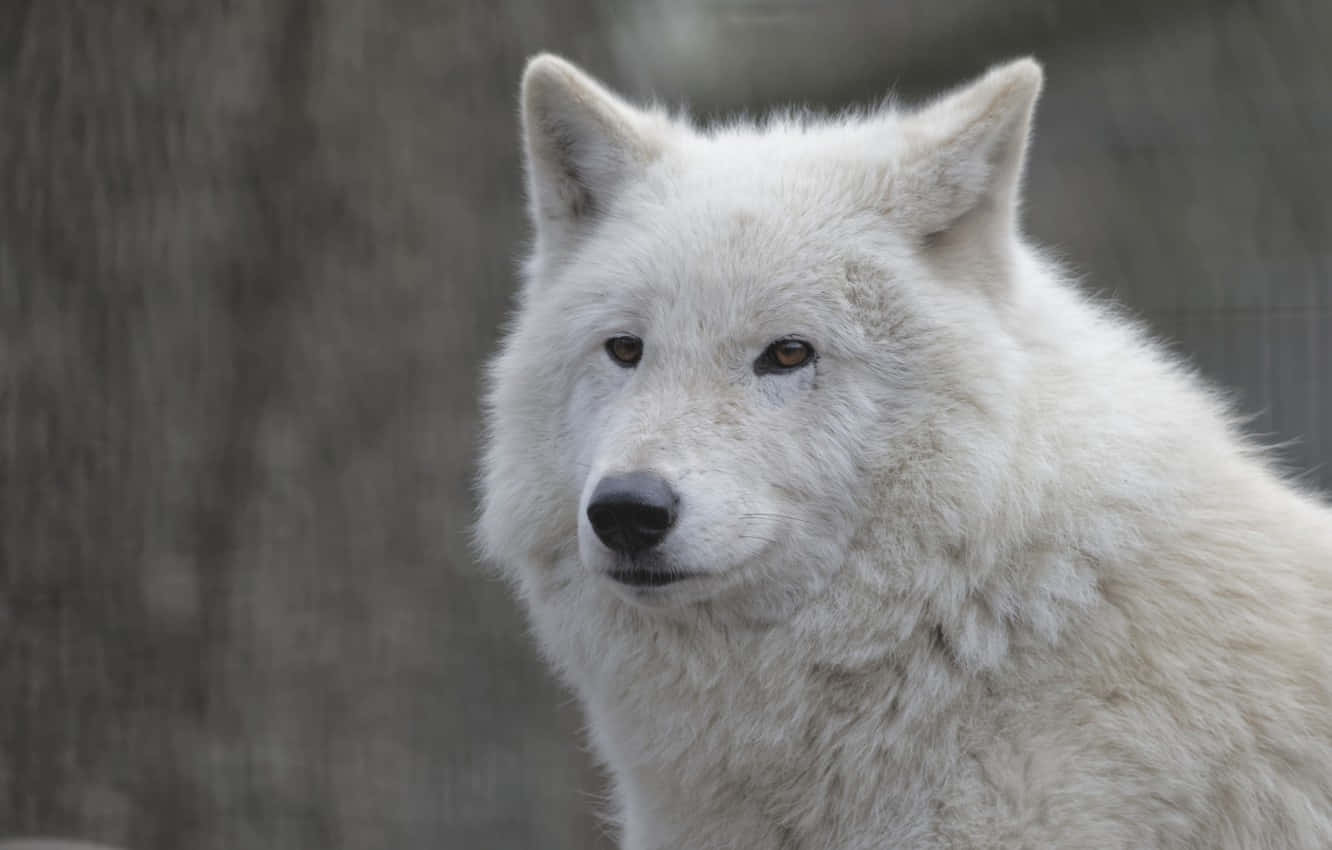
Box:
[606,335,643,367]
[755,338,815,374]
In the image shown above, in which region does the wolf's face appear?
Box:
[550,178,892,612]
[480,57,1042,618]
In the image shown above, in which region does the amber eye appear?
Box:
[605,335,643,367]
[756,338,815,374]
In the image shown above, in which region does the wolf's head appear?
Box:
[480,56,1043,619]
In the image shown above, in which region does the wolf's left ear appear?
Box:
[520,55,667,258]
[892,58,1043,249]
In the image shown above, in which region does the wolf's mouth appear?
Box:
[606,567,694,588]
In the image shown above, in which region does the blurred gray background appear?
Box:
[0,1,1327,848]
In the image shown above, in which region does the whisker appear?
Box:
[739,512,819,526]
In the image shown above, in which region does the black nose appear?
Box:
[586,472,678,556]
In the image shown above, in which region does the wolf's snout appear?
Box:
[586,472,678,555]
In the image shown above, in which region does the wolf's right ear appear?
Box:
[890,58,1043,255]
[520,55,666,256]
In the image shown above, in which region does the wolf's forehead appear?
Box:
[563,219,851,347]
[618,167,855,273]
[597,198,837,302]
[552,153,874,330]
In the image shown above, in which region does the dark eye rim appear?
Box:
[605,334,643,367]
[754,337,817,375]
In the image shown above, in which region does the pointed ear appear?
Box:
[520,54,666,256]
[891,58,1043,246]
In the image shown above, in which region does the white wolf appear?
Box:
[478,54,1332,849]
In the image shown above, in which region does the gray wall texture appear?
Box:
[0,1,1327,848]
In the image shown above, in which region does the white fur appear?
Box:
[478,54,1332,849]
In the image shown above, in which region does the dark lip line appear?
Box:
[605,568,701,588]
